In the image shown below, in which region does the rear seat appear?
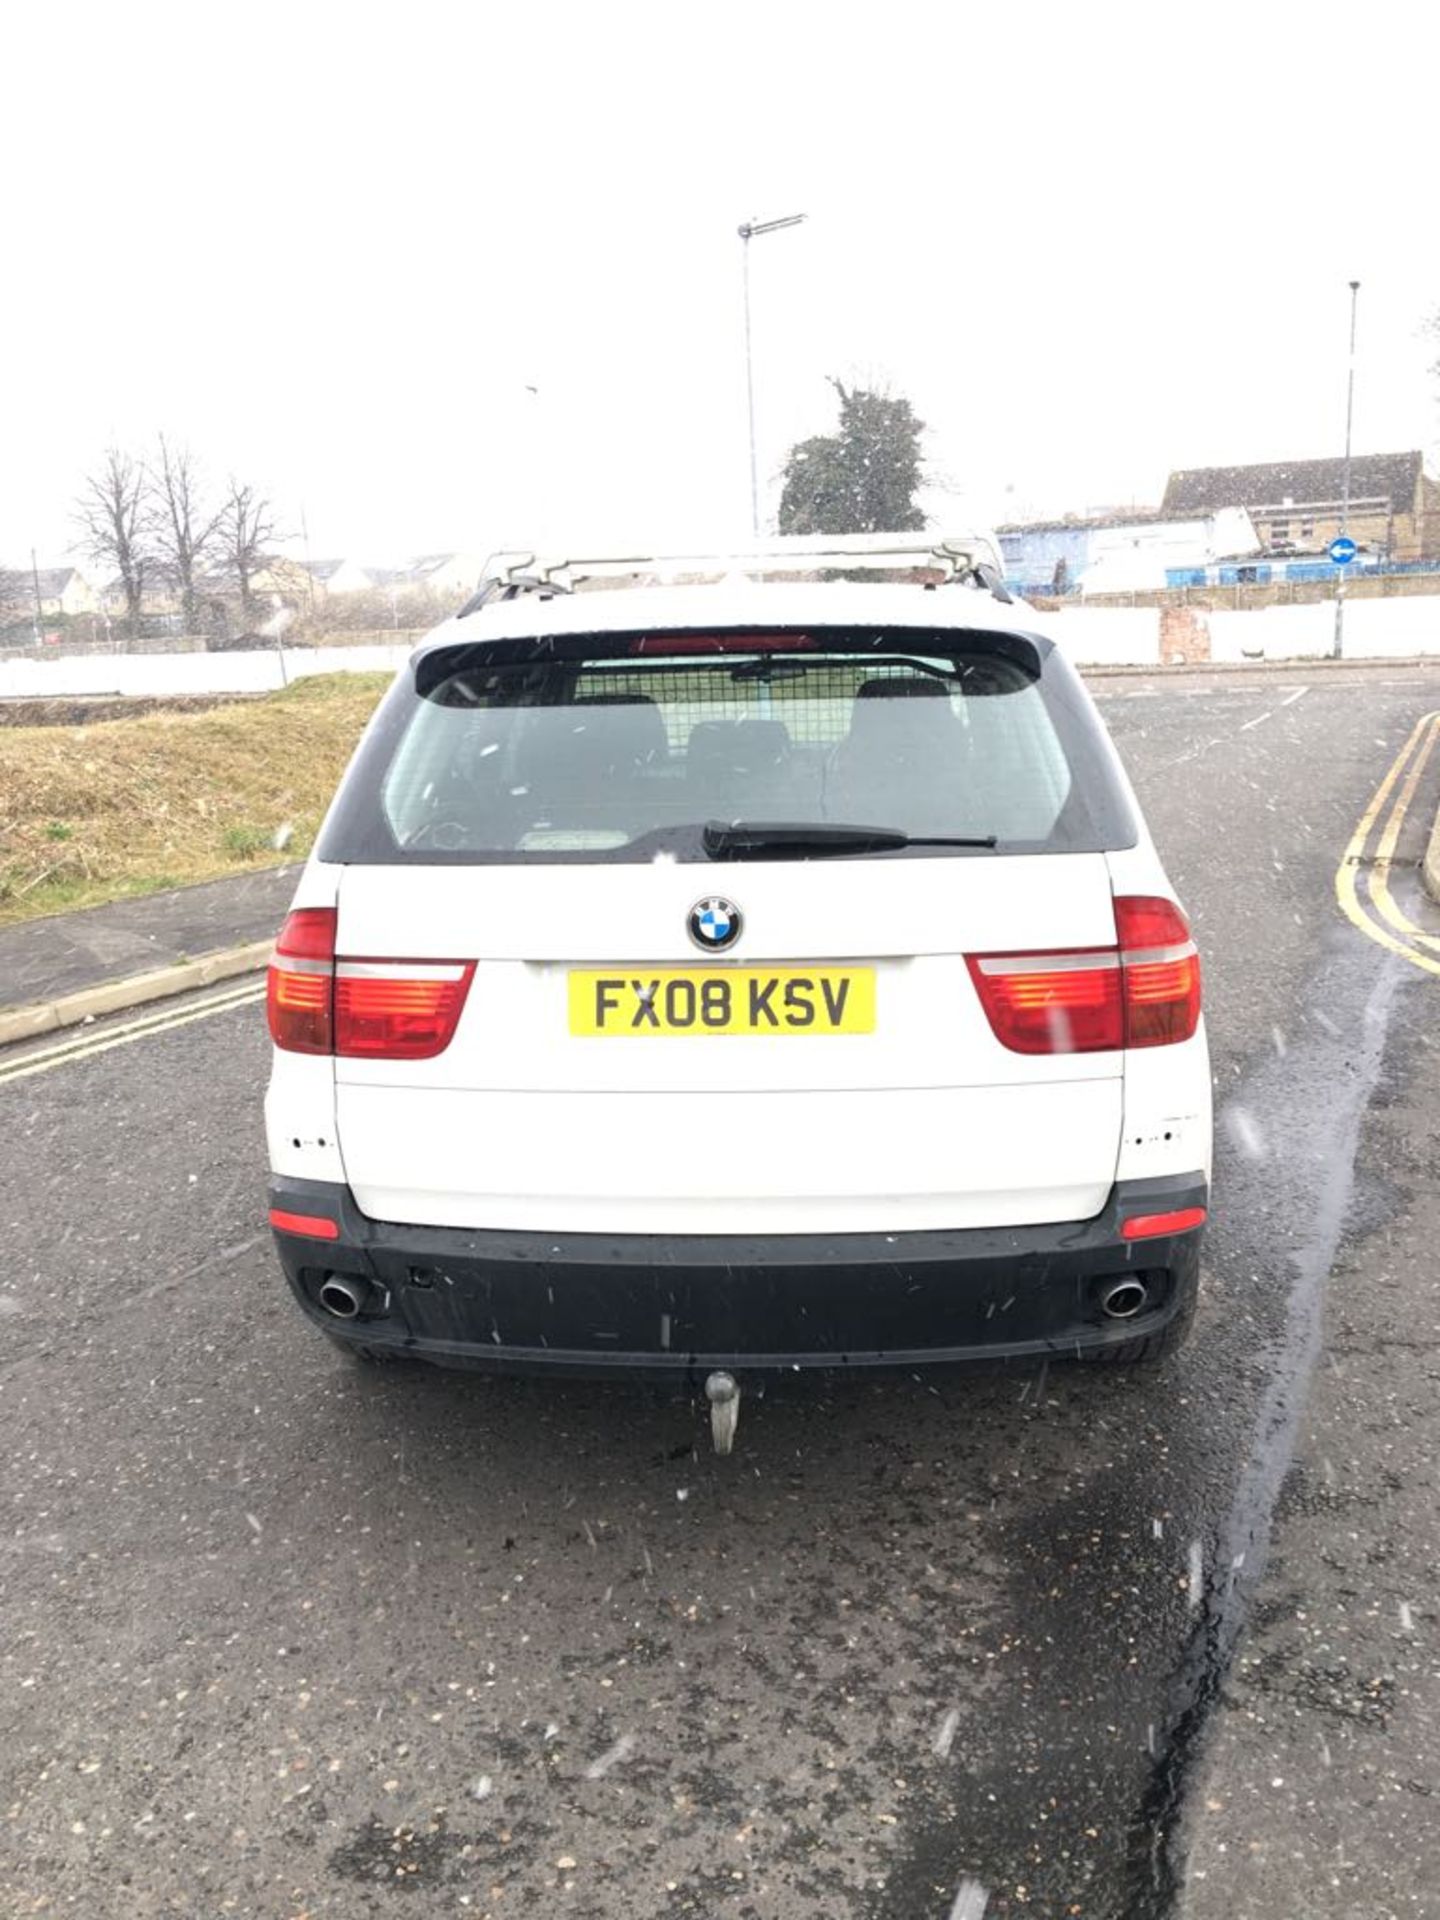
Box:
[828,678,967,825]
[686,718,797,816]
[517,697,669,816]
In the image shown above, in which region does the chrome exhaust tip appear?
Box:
[1100,1278,1150,1321]
[318,1275,370,1320]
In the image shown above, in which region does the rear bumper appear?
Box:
[267,1173,1206,1380]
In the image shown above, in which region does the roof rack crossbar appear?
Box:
[459,533,1011,616]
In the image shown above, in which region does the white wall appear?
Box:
[1044,596,1440,667]
[0,643,411,700]
[1208,597,1440,662]
[1030,606,1162,667]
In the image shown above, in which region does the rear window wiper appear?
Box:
[702,820,998,858]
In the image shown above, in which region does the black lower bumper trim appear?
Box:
[268,1173,1206,1379]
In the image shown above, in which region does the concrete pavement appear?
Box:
[0,866,294,1039]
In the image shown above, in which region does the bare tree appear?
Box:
[74,448,150,637]
[217,479,279,622]
[150,436,224,629]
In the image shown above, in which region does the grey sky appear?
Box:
[5,0,1435,569]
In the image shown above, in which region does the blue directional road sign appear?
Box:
[1328,535,1358,565]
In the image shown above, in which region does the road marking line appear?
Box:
[1280,686,1310,707]
[1239,709,1273,732]
[1167,735,1227,769]
[0,983,265,1085]
[1335,710,1440,979]
[0,979,264,1071]
[1369,712,1440,949]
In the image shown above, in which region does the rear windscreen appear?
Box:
[318,628,1137,864]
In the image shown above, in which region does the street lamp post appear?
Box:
[738,213,806,538]
[1333,278,1361,660]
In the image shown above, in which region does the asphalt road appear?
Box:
[3,664,1440,1920]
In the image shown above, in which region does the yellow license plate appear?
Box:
[568,967,876,1036]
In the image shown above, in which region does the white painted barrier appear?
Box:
[1026,606,1163,667]
[1208,597,1440,662]
[0,643,412,700]
[1044,597,1440,666]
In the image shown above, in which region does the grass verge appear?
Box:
[0,673,390,928]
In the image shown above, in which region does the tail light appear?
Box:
[267,909,475,1060]
[1114,895,1203,1048]
[966,949,1123,1054]
[267,907,337,1054]
[968,895,1201,1055]
[333,962,476,1060]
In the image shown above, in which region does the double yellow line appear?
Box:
[0,978,266,1087]
[1336,710,1440,978]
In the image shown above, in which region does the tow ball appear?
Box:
[704,1371,741,1455]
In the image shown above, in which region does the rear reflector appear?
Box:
[269,1207,340,1239]
[1120,1206,1207,1241]
[968,894,1201,1055]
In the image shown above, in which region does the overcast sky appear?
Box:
[5,0,1436,570]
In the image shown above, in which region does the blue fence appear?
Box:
[1164,557,1440,590]
[1001,557,1440,596]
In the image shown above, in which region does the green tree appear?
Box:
[777,379,928,536]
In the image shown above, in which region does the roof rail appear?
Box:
[458,533,1012,617]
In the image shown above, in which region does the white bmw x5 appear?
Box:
[265,536,1211,1446]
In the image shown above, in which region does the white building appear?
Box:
[1081,508,1257,596]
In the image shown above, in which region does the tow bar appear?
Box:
[705,1371,741,1455]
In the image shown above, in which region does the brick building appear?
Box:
[1162,452,1440,562]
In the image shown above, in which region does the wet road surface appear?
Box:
[3,664,1439,1918]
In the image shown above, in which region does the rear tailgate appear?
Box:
[332,855,1124,1234]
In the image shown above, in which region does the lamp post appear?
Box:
[1333,278,1360,660]
[738,213,806,538]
